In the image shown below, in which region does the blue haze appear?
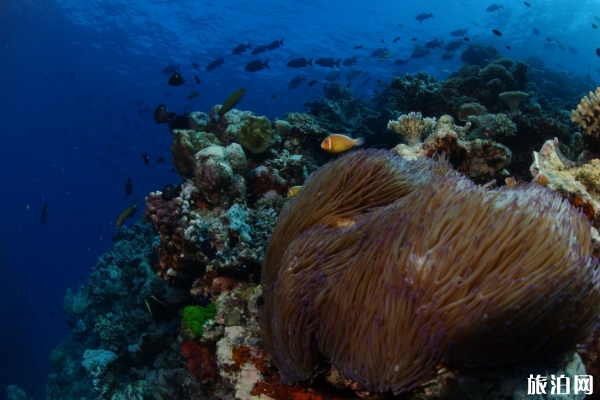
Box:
[0,0,599,397]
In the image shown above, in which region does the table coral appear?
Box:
[260,149,600,396]
[499,91,528,117]
[571,87,600,137]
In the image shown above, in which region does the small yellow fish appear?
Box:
[378,53,394,61]
[505,177,517,187]
[287,186,302,197]
[321,134,364,153]
[534,172,551,186]
[187,92,199,100]
[116,199,139,227]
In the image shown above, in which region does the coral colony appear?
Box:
[46,51,600,399]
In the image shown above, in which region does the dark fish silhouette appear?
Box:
[393,37,401,43]
[415,13,433,23]
[492,29,503,37]
[308,79,317,86]
[371,47,388,57]
[546,37,552,42]
[206,53,224,71]
[168,73,185,86]
[343,57,356,66]
[288,76,306,90]
[245,59,269,72]
[153,104,175,124]
[464,38,471,42]
[446,40,463,51]
[523,1,531,7]
[41,203,48,224]
[194,76,200,84]
[410,48,430,58]
[286,57,313,68]
[162,65,179,74]
[441,52,454,60]
[191,62,200,70]
[315,58,340,68]
[161,184,181,200]
[393,59,408,65]
[450,29,468,37]
[142,154,150,164]
[267,39,284,50]
[596,48,600,57]
[353,45,362,50]
[506,45,512,50]
[486,4,503,12]
[187,92,199,99]
[568,47,577,55]
[251,45,267,55]
[232,43,251,55]
[533,27,540,35]
[425,39,443,49]
[593,24,598,29]
[156,157,165,163]
[125,178,132,195]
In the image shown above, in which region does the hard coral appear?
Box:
[387,112,436,146]
[260,149,600,396]
[499,91,528,117]
[181,341,218,381]
[572,87,600,137]
[236,116,277,153]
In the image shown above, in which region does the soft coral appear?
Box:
[181,341,217,380]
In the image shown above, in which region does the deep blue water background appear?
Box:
[0,0,599,397]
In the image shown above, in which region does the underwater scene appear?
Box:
[3,0,600,398]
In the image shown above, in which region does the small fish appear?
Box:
[346,83,351,88]
[321,134,365,153]
[441,52,454,60]
[288,76,306,90]
[425,39,444,49]
[343,57,357,66]
[568,47,577,55]
[142,154,150,164]
[398,23,404,28]
[194,76,200,84]
[546,37,552,42]
[214,88,246,121]
[445,40,462,51]
[23,204,30,213]
[153,104,176,124]
[523,1,531,6]
[464,37,471,42]
[267,39,284,50]
[315,58,340,68]
[378,53,394,61]
[271,94,276,99]
[116,199,139,227]
[393,36,401,43]
[156,157,165,163]
[353,45,363,50]
[251,45,267,55]
[411,37,418,41]
[492,29,503,37]
[486,4,504,12]
[191,62,200,70]
[168,72,185,86]
[596,48,600,57]
[187,92,199,100]
[162,65,179,74]
[505,177,517,187]
[381,39,385,43]
[450,28,468,37]
[286,57,313,68]
[308,79,317,86]
[287,186,302,197]
[144,296,166,320]
[206,53,224,71]
[593,24,598,29]
[533,27,540,35]
[506,45,511,50]
[410,48,430,59]
[415,13,433,23]
[371,47,388,57]
[534,172,550,186]
[232,42,252,55]
[41,204,48,223]
[245,59,269,72]
[125,178,132,195]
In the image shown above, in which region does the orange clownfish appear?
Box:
[321,134,364,153]
[287,186,302,197]
[534,172,551,186]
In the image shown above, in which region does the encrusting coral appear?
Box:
[260,149,600,396]
[572,87,600,137]
[499,91,528,117]
[388,112,436,145]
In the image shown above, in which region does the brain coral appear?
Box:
[260,149,600,395]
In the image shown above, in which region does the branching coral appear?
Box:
[388,112,436,145]
[260,149,600,396]
[571,87,600,137]
[499,91,528,117]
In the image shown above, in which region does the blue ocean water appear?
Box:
[0,0,599,397]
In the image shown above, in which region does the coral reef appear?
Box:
[172,129,222,178]
[235,116,277,154]
[572,87,600,137]
[261,149,600,396]
[458,101,487,122]
[468,112,517,137]
[387,111,436,145]
[499,91,528,117]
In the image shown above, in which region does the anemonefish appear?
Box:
[287,186,302,197]
[321,134,364,153]
[534,172,551,186]
[505,177,517,187]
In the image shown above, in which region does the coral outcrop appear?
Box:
[572,87,600,137]
[235,116,277,154]
[260,149,600,396]
[499,91,528,117]
[387,111,436,145]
